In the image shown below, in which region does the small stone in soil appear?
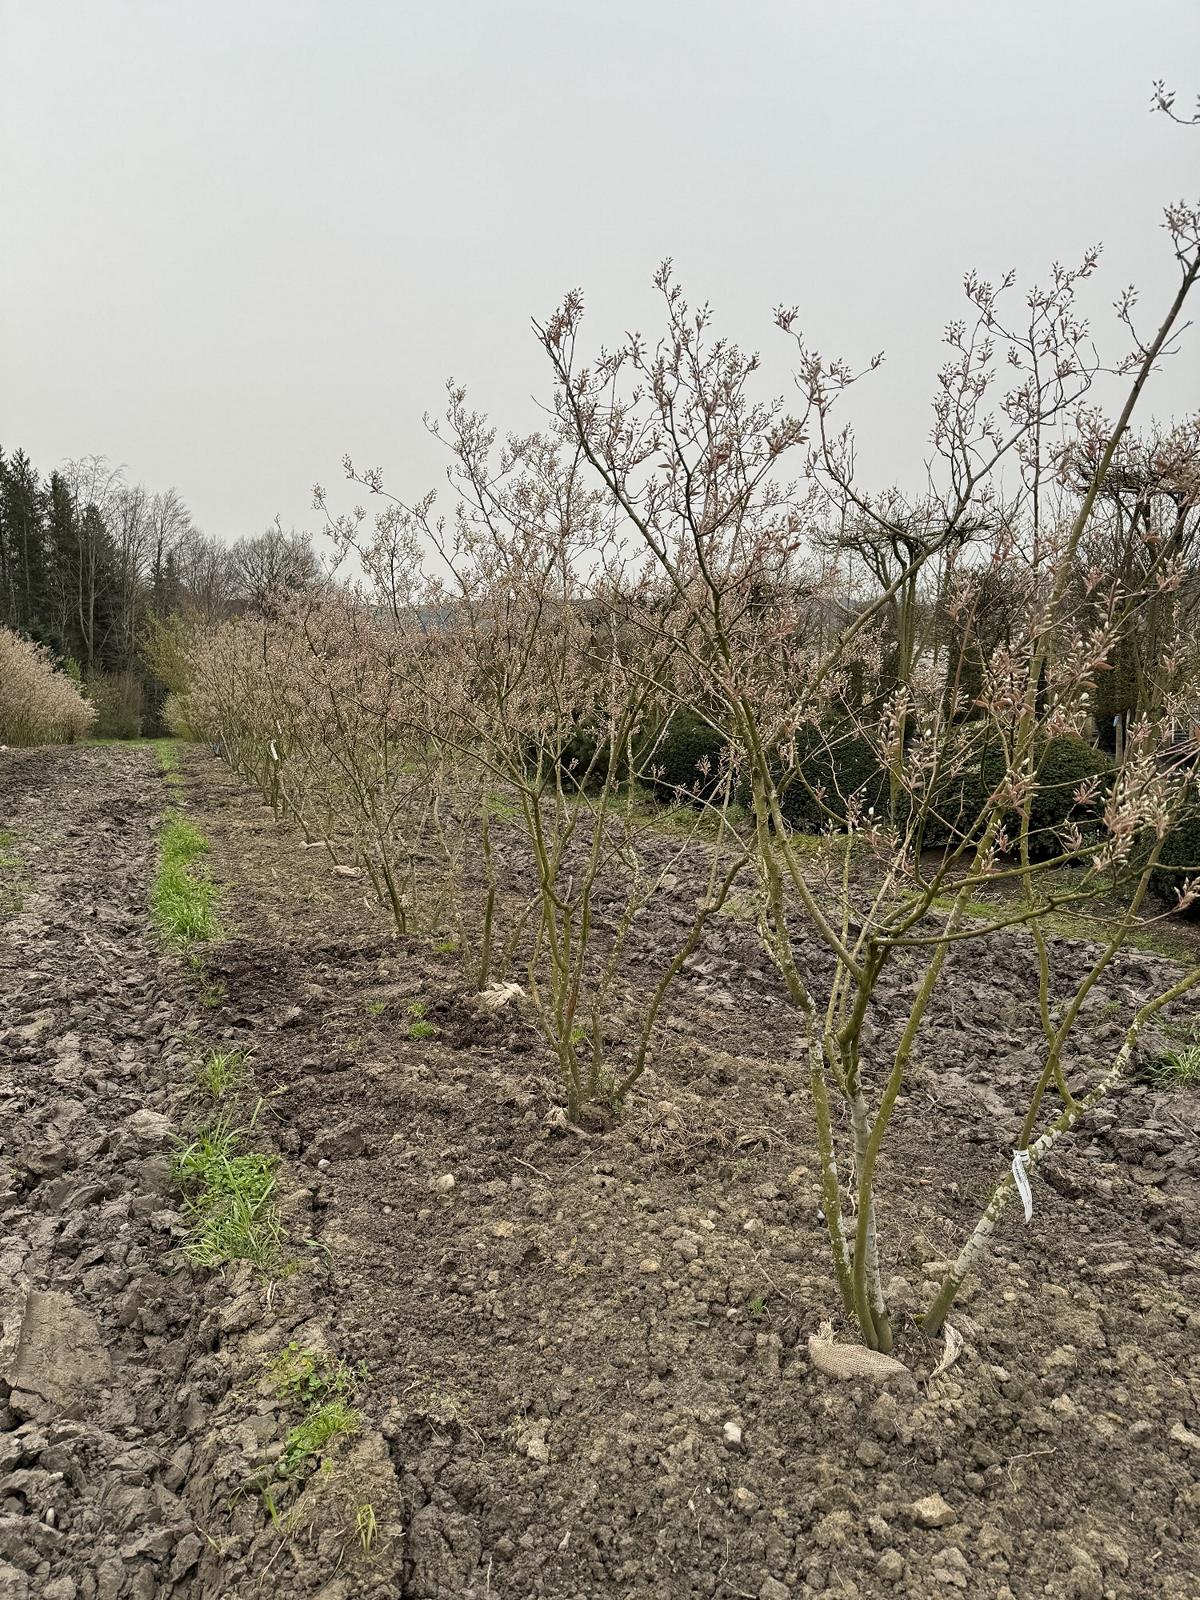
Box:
[910,1492,957,1529]
[877,1549,905,1582]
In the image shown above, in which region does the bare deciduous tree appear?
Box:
[232,519,320,615]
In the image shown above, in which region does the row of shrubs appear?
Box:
[0,626,96,745]
[560,708,1199,915]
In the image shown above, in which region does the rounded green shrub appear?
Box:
[927,733,1112,858]
[637,710,727,800]
[775,731,889,831]
[768,729,1109,851]
[1151,810,1200,918]
[1001,734,1111,859]
[555,722,617,785]
[519,720,622,789]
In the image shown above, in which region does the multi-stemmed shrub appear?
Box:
[174,589,468,937]
[321,411,752,1118]
[537,179,1200,1346]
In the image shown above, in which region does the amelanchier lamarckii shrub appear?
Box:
[539,164,1200,1349]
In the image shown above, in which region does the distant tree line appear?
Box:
[0,444,319,735]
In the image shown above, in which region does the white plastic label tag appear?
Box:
[269,740,279,762]
[1011,1149,1033,1223]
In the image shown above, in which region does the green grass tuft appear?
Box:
[266,1343,364,1476]
[281,1399,360,1475]
[268,1343,365,1408]
[172,1109,281,1268]
[485,791,519,820]
[158,742,185,791]
[152,812,221,945]
[198,1046,249,1097]
[162,813,207,865]
[1146,1043,1200,1087]
[406,998,437,1041]
[355,1502,378,1552]
[82,735,178,749]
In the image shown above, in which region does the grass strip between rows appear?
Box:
[152,811,221,945]
[0,828,23,916]
[172,1106,282,1269]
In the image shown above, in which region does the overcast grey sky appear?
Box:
[2,1,1197,543]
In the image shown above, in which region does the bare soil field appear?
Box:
[2,743,1199,1600]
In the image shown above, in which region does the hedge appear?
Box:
[772,730,1112,858]
[550,706,1113,865]
[554,722,619,786]
[550,710,728,795]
